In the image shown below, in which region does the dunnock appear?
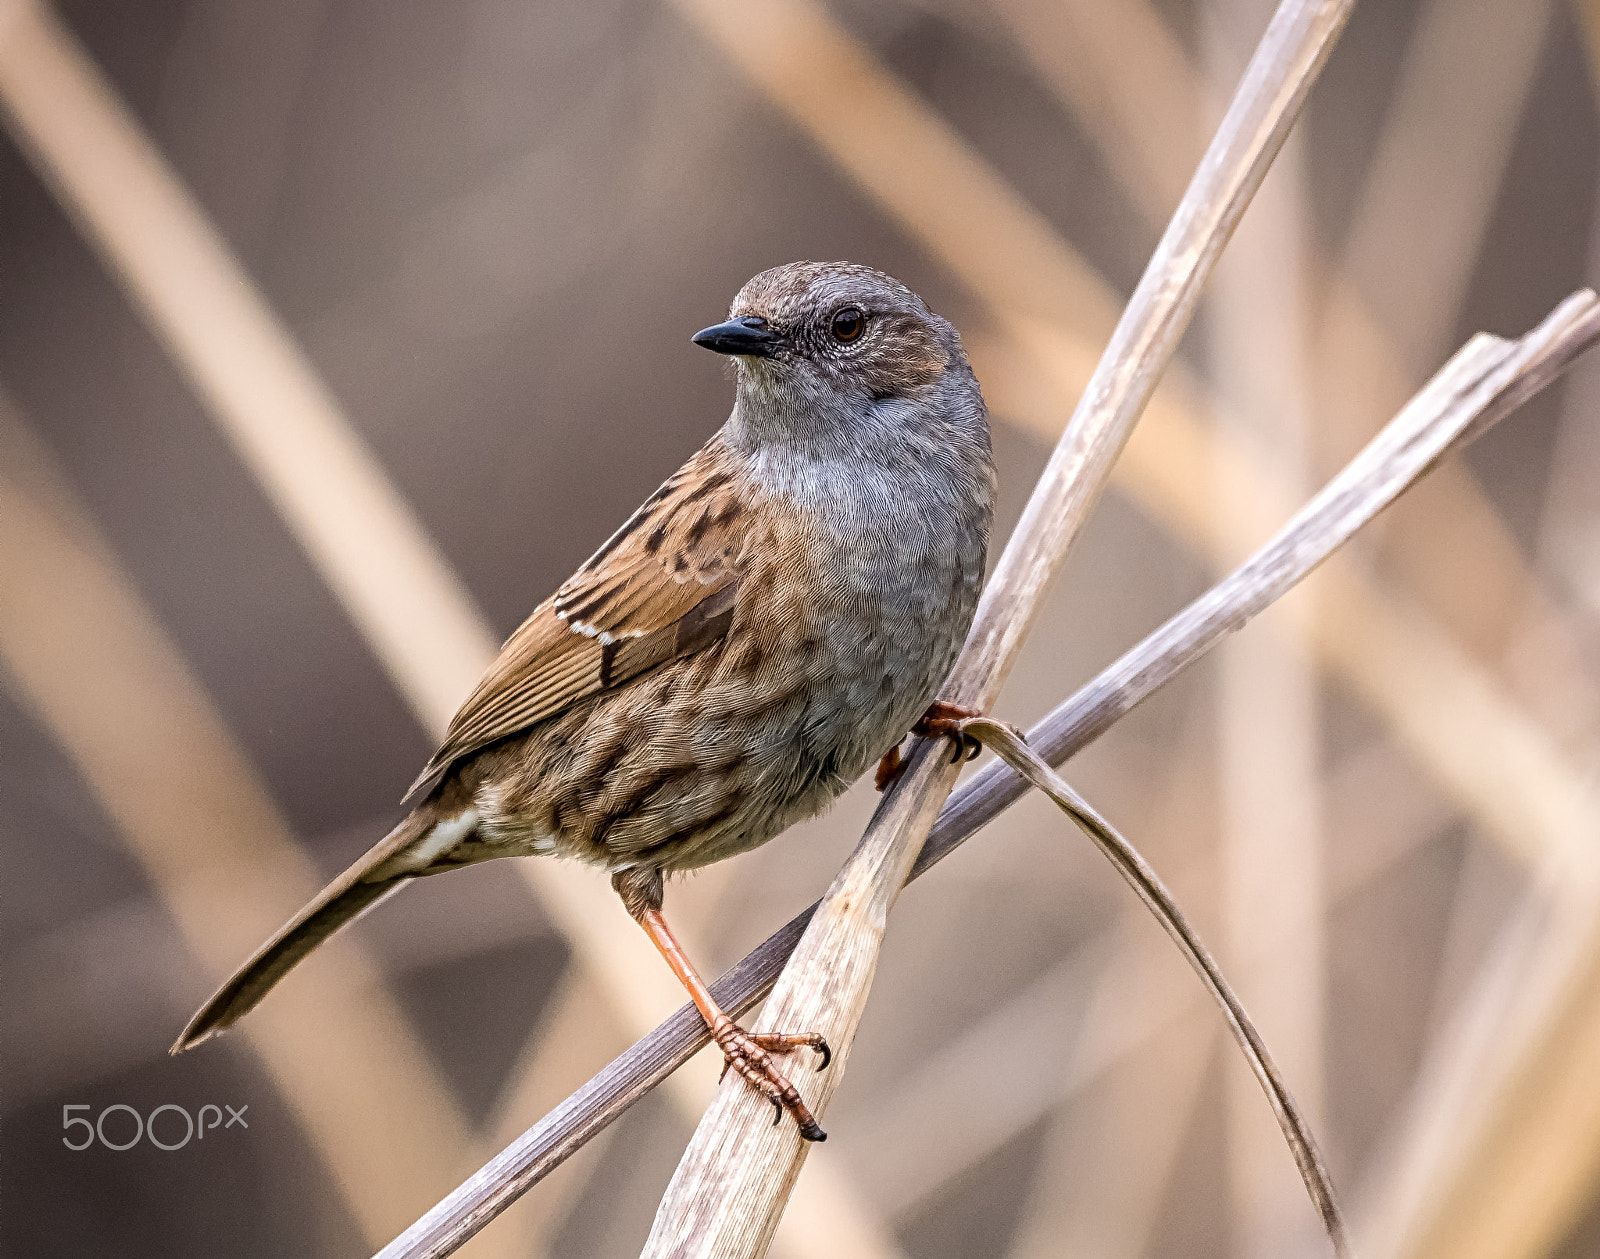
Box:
[174,261,995,1140]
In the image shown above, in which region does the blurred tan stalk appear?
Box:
[0,397,499,1251]
[1203,2,1328,1251]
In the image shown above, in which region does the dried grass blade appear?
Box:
[955,717,1351,1258]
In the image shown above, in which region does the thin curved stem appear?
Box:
[955,715,1351,1259]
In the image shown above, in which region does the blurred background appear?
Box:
[3,0,1599,1255]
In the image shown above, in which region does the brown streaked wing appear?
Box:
[403,438,750,801]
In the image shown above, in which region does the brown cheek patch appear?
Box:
[866,318,949,396]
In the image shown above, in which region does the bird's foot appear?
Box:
[876,700,986,790]
[710,1017,832,1141]
[913,699,985,764]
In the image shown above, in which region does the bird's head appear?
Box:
[694,261,969,416]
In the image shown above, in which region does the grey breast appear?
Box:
[739,422,992,810]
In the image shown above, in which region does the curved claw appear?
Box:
[947,731,983,764]
[814,1038,833,1071]
[770,1096,784,1127]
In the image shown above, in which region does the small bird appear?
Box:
[174,261,995,1141]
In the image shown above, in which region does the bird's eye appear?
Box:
[830,307,865,342]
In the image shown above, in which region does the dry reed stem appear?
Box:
[375,290,1600,1259]
[0,403,491,1249]
[1349,22,1600,1259]
[984,0,1583,843]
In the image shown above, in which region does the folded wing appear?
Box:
[405,437,751,801]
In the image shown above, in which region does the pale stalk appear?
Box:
[376,289,1600,1259]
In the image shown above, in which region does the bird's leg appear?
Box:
[611,868,831,1141]
[875,699,985,790]
[873,744,904,791]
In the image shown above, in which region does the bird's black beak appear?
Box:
[692,315,782,358]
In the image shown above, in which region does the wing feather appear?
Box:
[404,438,750,801]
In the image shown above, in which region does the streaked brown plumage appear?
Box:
[175,261,995,1140]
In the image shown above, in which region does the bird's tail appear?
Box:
[172,807,441,1053]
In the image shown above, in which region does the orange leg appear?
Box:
[874,744,904,791]
[875,699,985,791]
[618,879,830,1141]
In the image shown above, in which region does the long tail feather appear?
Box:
[172,810,437,1052]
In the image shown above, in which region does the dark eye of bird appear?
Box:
[830,307,865,342]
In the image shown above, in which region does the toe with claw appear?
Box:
[710,1017,832,1141]
[878,700,986,790]
[912,699,985,764]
